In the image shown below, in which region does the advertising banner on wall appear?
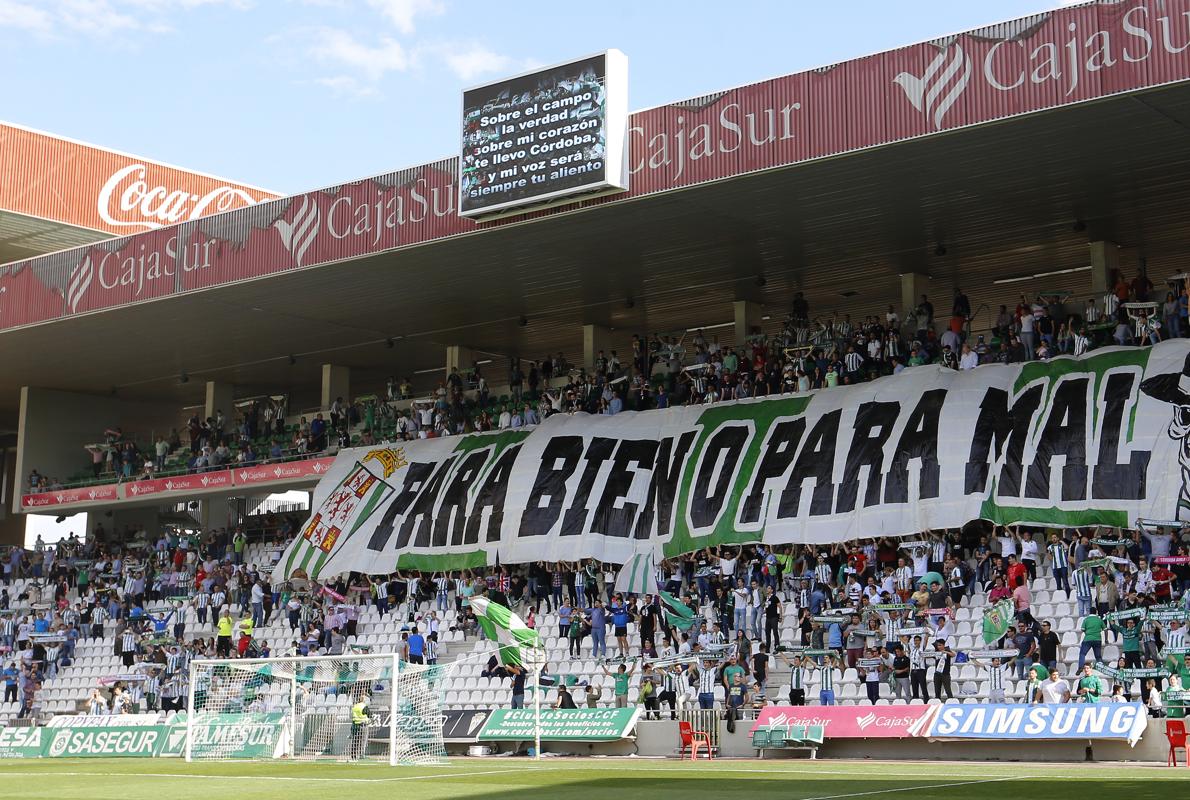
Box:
[752,705,934,738]
[275,341,1190,579]
[459,50,629,217]
[754,703,1149,745]
[0,122,278,235]
[478,708,641,741]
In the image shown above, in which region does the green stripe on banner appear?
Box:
[1012,347,1151,440]
[633,553,651,594]
[666,395,812,558]
[296,542,318,576]
[397,551,488,571]
[979,496,1129,529]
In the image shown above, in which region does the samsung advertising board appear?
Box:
[459,50,628,218]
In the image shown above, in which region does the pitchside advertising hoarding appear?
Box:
[459,50,629,217]
[276,340,1190,579]
[478,708,642,741]
[3,713,283,758]
[753,704,1149,745]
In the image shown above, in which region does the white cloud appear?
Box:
[0,0,53,31]
[366,0,442,35]
[314,74,379,98]
[0,0,250,37]
[309,27,410,81]
[57,0,145,35]
[437,43,517,81]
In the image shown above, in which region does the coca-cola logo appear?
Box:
[97,164,268,231]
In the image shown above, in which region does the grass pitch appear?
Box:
[0,758,1183,800]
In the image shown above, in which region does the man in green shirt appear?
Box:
[1111,618,1142,668]
[601,662,635,709]
[721,655,745,689]
[1075,664,1103,703]
[1078,613,1105,669]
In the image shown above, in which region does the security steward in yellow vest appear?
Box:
[350,693,371,758]
[215,610,233,658]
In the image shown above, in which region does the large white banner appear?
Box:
[275,341,1190,579]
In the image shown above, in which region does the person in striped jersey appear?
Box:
[120,627,139,668]
[194,589,210,627]
[694,660,719,709]
[143,667,161,712]
[91,603,107,640]
[779,652,808,705]
[815,653,840,706]
[1160,619,1186,654]
[1047,533,1072,595]
[971,656,1009,704]
[653,664,681,719]
[1072,562,1095,617]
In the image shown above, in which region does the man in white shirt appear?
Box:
[958,344,979,370]
[1019,531,1040,580]
[1134,559,1156,595]
[1020,311,1036,359]
[1040,669,1071,703]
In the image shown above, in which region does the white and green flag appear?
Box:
[614,552,656,596]
[470,595,542,667]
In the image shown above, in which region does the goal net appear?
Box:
[185,653,446,765]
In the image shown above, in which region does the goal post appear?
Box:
[185,652,446,765]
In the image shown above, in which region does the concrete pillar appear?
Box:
[320,364,350,411]
[1089,241,1119,296]
[900,273,930,318]
[583,325,613,372]
[204,381,234,422]
[445,345,475,377]
[733,300,762,347]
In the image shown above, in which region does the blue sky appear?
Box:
[0,0,1076,195]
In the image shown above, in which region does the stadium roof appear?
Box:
[3,1,1190,424]
[0,120,278,264]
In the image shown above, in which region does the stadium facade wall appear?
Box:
[2,0,1190,330]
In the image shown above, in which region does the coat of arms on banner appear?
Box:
[287,461,394,578]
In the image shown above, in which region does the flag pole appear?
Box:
[533,659,542,760]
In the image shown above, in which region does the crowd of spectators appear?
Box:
[31,267,1190,494]
[3,512,1190,723]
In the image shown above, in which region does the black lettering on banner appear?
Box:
[963,385,1043,497]
[1026,378,1089,501]
[778,410,841,518]
[560,437,617,535]
[1092,373,1150,500]
[365,462,434,551]
[433,450,489,548]
[740,419,806,524]
[519,436,583,537]
[395,456,458,549]
[592,440,659,539]
[690,426,749,529]
[633,432,696,540]
[885,389,945,503]
[836,401,900,513]
[464,444,522,545]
